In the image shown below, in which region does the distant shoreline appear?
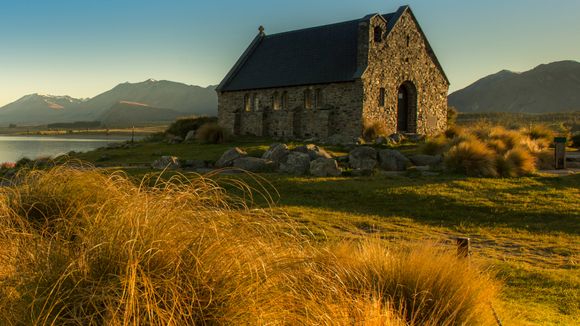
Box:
[0,125,167,137]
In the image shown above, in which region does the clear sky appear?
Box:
[1,0,579,106]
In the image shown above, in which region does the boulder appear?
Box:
[215,147,247,168]
[294,144,332,161]
[326,134,355,146]
[279,152,311,175]
[262,143,290,165]
[349,146,378,170]
[233,157,273,172]
[388,133,406,144]
[310,158,342,177]
[409,154,442,167]
[151,156,180,170]
[184,130,196,142]
[378,149,410,171]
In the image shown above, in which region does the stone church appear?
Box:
[216,5,449,140]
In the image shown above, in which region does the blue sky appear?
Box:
[1,0,579,106]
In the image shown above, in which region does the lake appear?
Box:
[0,135,133,163]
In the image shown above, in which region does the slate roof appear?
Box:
[217,6,447,92]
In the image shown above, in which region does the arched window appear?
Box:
[314,89,323,108]
[272,92,280,110]
[252,93,259,111]
[281,91,289,110]
[374,26,383,43]
[304,89,313,109]
[244,94,251,112]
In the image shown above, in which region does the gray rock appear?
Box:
[375,136,387,145]
[184,130,196,142]
[349,146,378,170]
[378,149,410,171]
[233,157,274,172]
[262,143,290,165]
[409,154,442,167]
[293,144,332,161]
[279,152,311,175]
[215,147,247,168]
[310,158,342,177]
[151,156,180,170]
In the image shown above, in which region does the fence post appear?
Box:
[554,137,567,170]
[456,237,471,259]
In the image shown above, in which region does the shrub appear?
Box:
[445,139,498,177]
[489,127,523,150]
[165,116,217,139]
[535,150,555,170]
[443,125,465,139]
[362,120,387,142]
[195,122,228,144]
[497,148,536,177]
[527,124,555,142]
[0,166,502,325]
[447,106,458,127]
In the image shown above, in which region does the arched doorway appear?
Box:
[397,81,417,133]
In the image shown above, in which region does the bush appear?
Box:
[445,139,498,177]
[421,136,448,155]
[165,116,217,139]
[362,120,387,142]
[195,122,228,144]
[0,166,501,325]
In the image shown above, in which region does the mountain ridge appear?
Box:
[449,60,580,113]
[0,80,218,126]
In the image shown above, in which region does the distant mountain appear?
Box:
[0,94,85,125]
[449,60,580,113]
[71,79,217,121]
[0,79,217,127]
[99,101,183,127]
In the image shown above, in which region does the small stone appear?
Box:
[409,154,442,167]
[262,143,290,165]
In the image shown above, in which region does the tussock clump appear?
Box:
[0,166,501,325]
[445,139,498,177]
[499,148,536,177]
[363,120,388,142]
[165,116,217,139]
[195,122,228,144]
[427,124,551,177]
[527,124,555,143]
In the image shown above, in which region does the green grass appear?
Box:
[64,138,580,324]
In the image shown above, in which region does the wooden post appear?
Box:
[554,137,567,170]
[456,237,470,258]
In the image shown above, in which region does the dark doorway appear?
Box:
[397,82,417,133]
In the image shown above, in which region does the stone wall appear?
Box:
[361,12,449,136]
[218,82,363,139]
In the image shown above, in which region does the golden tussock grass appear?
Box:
[0,165,500,325]
[425,124,557,177]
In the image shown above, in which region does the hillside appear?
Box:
[449,60,580,113]
[0,80,217,127]
[98,101,184,127]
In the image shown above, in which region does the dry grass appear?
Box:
[0,166,501,325]
[445,139,498,177]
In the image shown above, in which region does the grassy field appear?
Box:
[4,136,576,324]
[64,137,580,324]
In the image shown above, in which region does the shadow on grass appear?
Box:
[236,173,580,235]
